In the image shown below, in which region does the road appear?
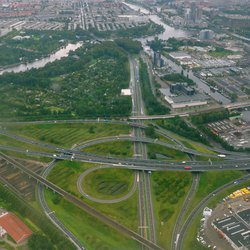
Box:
[130,56,157,246]
[2,144,250,171]
[2,123,250,160]
[171,173,200,250]
[130,101,250,120]
[38,183,84,249]
[176,174,250,250]
[0,152,163,250]
[77,165,137,204]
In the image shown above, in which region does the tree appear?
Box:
[28,234,55,250]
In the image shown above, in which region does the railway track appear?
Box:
[0,152,163,250]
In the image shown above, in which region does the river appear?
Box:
[0,42,83,75]
[124,2,187,43]
[1,3,230,104]
[124,2,231,104]
[162,57,231,104]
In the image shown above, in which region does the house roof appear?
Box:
[0,212,32,243]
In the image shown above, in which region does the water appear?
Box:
[125,2,230,104]
[124,2,187,43]
[162,56,231,104]
[0,42,83,75]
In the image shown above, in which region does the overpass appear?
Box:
[0,152,163,250]
[1,145,250,172]
[223,101,250,110]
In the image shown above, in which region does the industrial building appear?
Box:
[199,29,214,40]
[212,208,250,250]
[160,88,208,109]
[170,82,195,96]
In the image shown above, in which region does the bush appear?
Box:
[28,234,55,250]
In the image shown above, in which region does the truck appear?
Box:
[217,154,226,158]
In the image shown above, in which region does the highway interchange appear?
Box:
[1,56,250,250]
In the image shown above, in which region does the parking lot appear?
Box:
[207,119,250,148]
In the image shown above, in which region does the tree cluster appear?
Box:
[139,59,170,115]
[0,184,75,250]
[156,116,208,144]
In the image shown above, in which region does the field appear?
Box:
[0,42,131,120]
[45,190,139,250]
[46,161,138,230]
[6,122,130,147]
[187,170,245,214]
[82,140,133,157]
[0,134,52,153]
[147,143,189,161]
[152,171,192,249]
[82,168,135,199]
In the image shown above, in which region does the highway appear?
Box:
[2,144,250,171]
[2,123,250,160]
[130,56,156,245]
[0,152,163,250]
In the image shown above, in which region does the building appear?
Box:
[185,2,202,25]
[169,52,191,60]
[0,212,32,244]
[190,2,197,23]
[160,88,208,109]
[153,51,164,68]
[121,89,131,96]
[170,82,195,96]
[199,29,214,40]
[212,209,250,250]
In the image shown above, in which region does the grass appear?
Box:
[82,140,133,157]
[6,122,130,147]
[192,171,245,206]
[185,171,244,226]
[47,160,138,231]
[147,143,189,161]
[157,134,177,145]
[151,171,192,249]
[153,127,216,156]
[184,171,245,224]
[180,139,216,155]
[45,189,139,250]
[208,50,238,58]
[183,214,207,250]
[0,134,52,153]
[0,241,15,250]
[0,150,51,163]
[82,168,135,199]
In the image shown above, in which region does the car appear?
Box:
[184,166,191,170]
